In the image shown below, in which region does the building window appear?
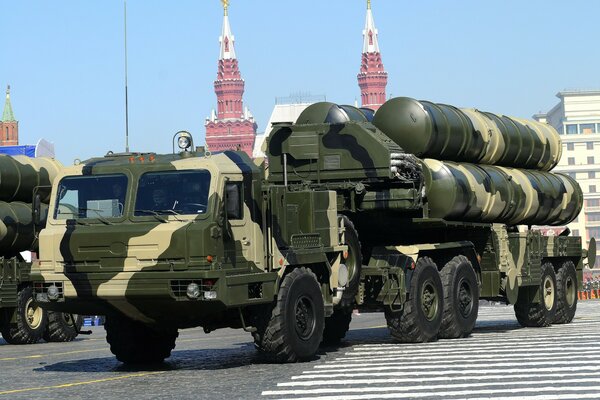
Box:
[591,185,597,193]
[587,227,600,242]
[588,199,600,207]
[567,143,574,151]
[5,127,7,140]
[588,212,600,222]
[572,229,579,236]
[580,123,596,134]
[588,156,595,165]
[590,171,596,179]
[568,157,575,165]
[566,124,578,135]
[587,142,595,150]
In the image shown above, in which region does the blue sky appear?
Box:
[1,0,599,164]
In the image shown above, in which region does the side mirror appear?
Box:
[32,194,42,227]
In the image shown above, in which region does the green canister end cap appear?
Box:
[373,97,432,156]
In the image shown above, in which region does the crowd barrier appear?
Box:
[578,290,600,300]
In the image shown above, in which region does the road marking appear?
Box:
[0,348,104,361]
[289,371,600,384]
[263,387,600,399]
[264,379,600,396]
[0,371,165,396]
[263,302,600,399]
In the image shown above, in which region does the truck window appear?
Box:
[54,174,128,220]
[134,170,211,216]
[225,183,243,220]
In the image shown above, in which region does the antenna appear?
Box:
[124,0,130,152]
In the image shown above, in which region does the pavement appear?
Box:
[1,301,599,399]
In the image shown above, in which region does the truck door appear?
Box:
[222,178,262,270]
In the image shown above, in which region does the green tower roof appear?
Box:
[2,85,16,122]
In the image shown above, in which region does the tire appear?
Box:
[105,314,178,364]
[338,215,362,310]
[554,261,577,324]
[514,262,557,327]
[321,308,352,346]
[255,267,324,362]
[385,257,443,343]
[43,312,83,342]
[0,286,47,344]
[438,255,479,339]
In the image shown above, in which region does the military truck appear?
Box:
[32,99,595,364]
[0,155,83,344]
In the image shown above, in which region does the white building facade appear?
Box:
[534,90,600,268]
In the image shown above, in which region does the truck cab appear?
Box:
[33,133,346,363]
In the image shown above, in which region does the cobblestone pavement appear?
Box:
[1,301,598,399]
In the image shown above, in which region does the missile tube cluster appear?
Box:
[372,97,582,226]
[0,155,62,253]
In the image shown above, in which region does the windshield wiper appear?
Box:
[77,208,113,225]
[135,209,168,223]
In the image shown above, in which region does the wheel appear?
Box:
[254,267,324,362]
[0,286,47,344]
[554,261,577,324]
[105,314,178,364]
[321,308,352,346]
[43,312,83,342]
[438,255,479,339]
[514,262,557,327]
[338,215,362,310]
[385,257,443,343]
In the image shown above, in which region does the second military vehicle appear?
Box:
[32,98,594,363]
[0,155,83,344]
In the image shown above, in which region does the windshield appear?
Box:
[54,174,127,220]
[134,170,211,216]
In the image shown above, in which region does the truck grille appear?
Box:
[170,280,215,299]
[291,234,322,249]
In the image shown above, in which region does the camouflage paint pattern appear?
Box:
[0,201,48,254]
[34,150,342,327]
[422,159,583,226]
[372,97,562,171]
[0,155,62,203]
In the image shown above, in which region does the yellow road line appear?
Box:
[0,371,165,396]
[0,348,103,361]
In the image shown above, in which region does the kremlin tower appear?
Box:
[357,0,388,111]
[205,0,257,157]
[0,85,18,146]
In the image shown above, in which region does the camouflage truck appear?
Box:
[32,98,595,364]
[0,155,83,344]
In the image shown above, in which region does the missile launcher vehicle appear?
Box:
[31,98,595,364]
[0,155,83,344]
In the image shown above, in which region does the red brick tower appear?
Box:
[205,0,257,157]
[357,0,388,111]
[0,85,18,146]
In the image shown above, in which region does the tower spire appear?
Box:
[205,0,257,158]
[219,0,236,59]
[2,85,15,122]
[222,0,229,16]
[357,0,388,111]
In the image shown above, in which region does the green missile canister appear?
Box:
[422,159,582,226]
[0,201,48,253]
[372,97,562,171]
[0,155,63,203]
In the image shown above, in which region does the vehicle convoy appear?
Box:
[0,155,83,344]
[32,97,595,364]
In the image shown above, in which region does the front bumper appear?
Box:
[33,270,277,321]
